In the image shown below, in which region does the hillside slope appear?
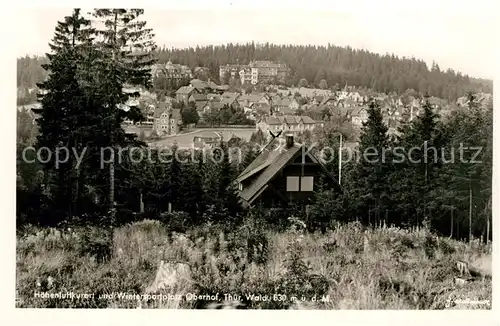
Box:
[158,43,492,100]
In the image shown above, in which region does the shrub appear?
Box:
[76,226,113,263]
[159,211,190,233]
[238,216,270,266]
[438,238,456,255]
[424,234,438,259]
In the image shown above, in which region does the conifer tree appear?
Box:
[213,142,242,222]
[33,9,94,224]
[392,96,442,228]
[240,144,258,172]
[430,92,492,240]
[87,8,157,220]
[179,153,206,222]
[351,100,391,226]
[91,9,157,90]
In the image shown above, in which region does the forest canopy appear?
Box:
[18,42,492,105]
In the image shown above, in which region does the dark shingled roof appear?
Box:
[236,138,302,204]
[235,137,341,206]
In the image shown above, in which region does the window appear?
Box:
[286,176,314,192]
[301,176,314,192]
[286,176,299,192]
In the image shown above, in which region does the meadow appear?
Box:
[149,128,255,148]
[16,218,492,309]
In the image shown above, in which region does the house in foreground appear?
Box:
[234,135,341,208]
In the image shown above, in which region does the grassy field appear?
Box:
[122,125,255,148]
[150,128,255,148]
[16,220,492,309]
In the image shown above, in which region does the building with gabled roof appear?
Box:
[351,106,369,127]
[320,96,338,107]
[256,115,322,139]
[153,102,183,135]
[176,86,196,104]
[188,93,208,103]
[193,136,219,149]
[234,135,341,208]
[238,93,270,108]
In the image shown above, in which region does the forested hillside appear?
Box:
[157,43,492,100]
[17,56,49,105]
[17,43,492,105]
[17,56,48,88]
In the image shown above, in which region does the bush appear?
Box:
[438,238,456,255]
[76,226,113,263]
[159,211,190,233]
[424,234,438,259]
[16,217,492,309]
[238,217,269,266]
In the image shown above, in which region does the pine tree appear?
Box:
[213,142,242,222]
[167,145,182,211]
[351,100,391,226]
[240,145,258,172]
[91,9,157,90]
[179,153,206,222]
[392,96,441,228]
[88,8,158,220]
[430,92,492,240]
[33,9,94,224]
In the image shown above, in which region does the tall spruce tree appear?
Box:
[91,9,157,90]
[179,153,206,222]
[391,96,442,228]
[213,142,242,222]
[88,8,157,220]
[351,100,391,226]
[33,9,94,224]
[430,92,492,240]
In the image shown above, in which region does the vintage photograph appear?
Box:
[15,7,493,310]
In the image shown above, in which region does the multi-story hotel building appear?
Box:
[219,60,289,85]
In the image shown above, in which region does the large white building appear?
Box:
[219,60,289,85]
[152,61,193,80]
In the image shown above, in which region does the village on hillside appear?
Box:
[17,58,493,151]
[15,8,493,312]
[18,59,489,150]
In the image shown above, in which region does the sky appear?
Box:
[14,4,496,79]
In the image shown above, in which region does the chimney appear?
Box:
[285,134,294,148]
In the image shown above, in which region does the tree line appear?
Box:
[18,43,492,106]
[157,43,492,101]
[17,8,157,226]
[17,9,255,228]
[308,93,492,241]
[16,9,492,241]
